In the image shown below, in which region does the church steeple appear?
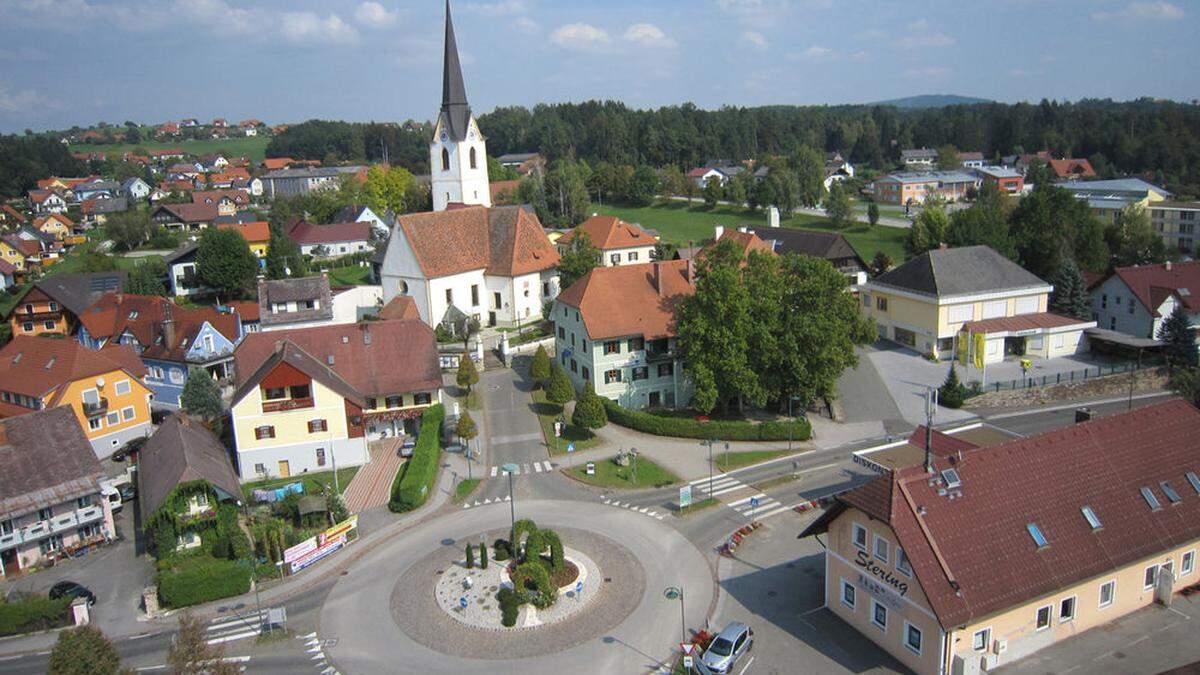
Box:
[441,0,471,142]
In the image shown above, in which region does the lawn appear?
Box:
[715,449,797,471]
[675,496,719,516]
[73,136,271,162]
[327,264,372,286]
[454,478,482,504]
[568,454,680,489]
[595,201,908,263]
[241,466,360,500]
[531,390,600,456]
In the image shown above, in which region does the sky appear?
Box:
[0,0,1196,133]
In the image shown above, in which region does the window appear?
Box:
[1082,505,1102,530]
[610,253,621,265]
[169,368,184,384]
[43,321,55,330]
[445,288,453,305]
[604,369,622,384]
[88,417,102,431]
[875,297,888,312]
[628,251,639,262]
[254,425,275,440]
[1059,596,1076,622]
[316,448,326,467]
[628,337,645,352]
[1035,605,1051,630]
[840,580,856,609]
[254,463,266,475]
[414,393,432,405]
[385,396,402,408]
[121,406,135,422]
[81,388,100,405]
[871,600,887,631]
[264,387,286,401]
[632,367,648,381]
[76,495,92,509]
[543,282,550,298]
[441,148,450,171]
[852,523,868,551]
[1144,564,1159,590]
[972,628,991,652]
[904,622,923,655]
[308,419,328,433]
[1099,580,1115,608]
[947,305,973,323]
[1161,481,1182,504]
[1027,523,1048,548]
[1188,472,1200,495]
[604,341,620,355]
[106,411,120,426]
[570,359,577,373]
[21,322,32,333]
[471,285,479,307]
[1128,300,1135,315]
[658,362,674,378]
[113,379,132,396]
[48,302,57,312]
[290,384,310,399]
[873,535,889,564]
[1141,486,1162,510]
[469,147,477,170]
[896,548,912,577]
[1183,551,1195,576]
[37,507,53,521]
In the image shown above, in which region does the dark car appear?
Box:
[48,581,96,606]
[111,437,147,463]
[119,484,137,502]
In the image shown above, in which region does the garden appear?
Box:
[568,451,679,489]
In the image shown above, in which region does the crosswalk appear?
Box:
[488,461,554,477]
[600,497,665,520]
[299,632,340,675]
[205,610,267,645]
[689,475,797,521]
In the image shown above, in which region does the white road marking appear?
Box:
[691,475,740,489]
[462,503,471,509]
[738,656,755,674]
[726,493,767,508]
[709,484,752,497]
[207,629,260,645]
[543,461,553,471]
[757,503,797,520]
[534,462,543,472]
[522,463,531,473]
[490,466,498,477]
[504,495,511,501]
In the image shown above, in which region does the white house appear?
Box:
[334,204,391,238]
[1091,260,1200,343]
[556,215,657,268]
[122,177,152,201]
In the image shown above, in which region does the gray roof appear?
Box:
[258,275,334,326]
[879,170,979,185]
[91,197,129,214]
[902,148,939,160]
[0,406,104,517]
[164,241,199,264]
[498,153,539,164]
[1058,178,1171,198]
[440,0,471,142]
[743,227,866,270]
[138,413,243,524]
[974,165,1020,179]
[76,180,120,193]
[871,245,1049,298]
[33,272,126,316]
[121,177,149,189]
[261,166,366,180]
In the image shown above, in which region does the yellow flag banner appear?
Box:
[973,333,986,370]
[956,332,969,366]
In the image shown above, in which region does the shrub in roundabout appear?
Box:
[497,587,520,627]
[511,561,556,608]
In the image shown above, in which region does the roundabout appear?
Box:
[319,499,715,674]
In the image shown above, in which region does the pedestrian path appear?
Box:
[487,460,553,477]
[599,496,666,521]
[205,610,268,645]
[343,438,405,513]
[298,632,340,675]
[688,475,793,520]
[461,494,512,509]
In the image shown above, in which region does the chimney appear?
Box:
[654,262,664,296]
[714,225,724,241]
[686,257,695,283]
[162,302,176,348]
[768,206,780,228]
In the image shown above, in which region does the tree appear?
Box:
[1158,305,1198,369]
[167,613,241,675]
[557,230,601,290]
[869,251,893,277]
[792,146,825,207]
[543,159,591,226]
[530,345,551,386]
[195,228,258,299]
[545,364,575,405]
[48,626,126,675]
[456,356,479,393]
[127,257,167,296]
[938,363,967,409]
[659,166,687,200]
[1168,367,1200,407]
[1009,184,1109,279]
[945,184,1016,258]
[1107,205,1167,268]
[106,211,153,252]
[627,165,659,206]
[867,201,880,228]
[465,542,475,569]
[362,164,416,215]
[906,205,949,256]
[456,410,478,445]
[1048,257,1092,320]
[824,182,853,229]
[264,223,307,279]
[479,542,489,569]
[936,145,961,171]
[571,382,607,429]
[181,367,223,432]
[702,178,723,209]
[1023,159,1056,188]
[725,173,748,207]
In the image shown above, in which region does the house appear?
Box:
[258,276,335,332]
[824,152,855,190]
[76,293,244,408]
[7,272,125,337]
[554,260,696,409]
[0,237,28,272]
[211,118,227,129]
[191,189,250,217]
[218,220,270,259]
[166,163,201,181]
[230,319,442,478]
[871,171,980,206]
[489,180,521,205]
[164,243,207,297]
[156,123,181,138]
[0,204,28,227]
[151,203,217,232]
[496,152,545,176]
[260,166,367,199]
[1,235,45,271]
[80,198,129,228]
[333,204,391,238]
[380,204,561,329]
[1148,201,1200,254]
[974,166,1024,194]
[0,337,153,457]
[1049,158,1097,181]
[900,148,938,167]
[285,220,373,259]
[225,300,260,334]
[1059,178,1170,226]
[261,157,297,172]
[0,406,116,577]
[205,169,251,189]
[1090,261,1200,346]
[703,226,777,262]
[149,148,185,161]
[33,213,74,241]
[737,226,869,288]
[0,259,16,291]
[121,177,152,201]
[958,151,985,169]
[27,189,67,214]
[556,215,658,269]
[798,399,1200,675]
[73,180,120,201]
[137,413,243,552]
[861,245,1095,362]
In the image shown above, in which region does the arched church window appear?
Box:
[442,148,450,171]
[469,147,477,170]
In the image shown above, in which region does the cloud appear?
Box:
[797,45,832,59]
[513,17,538,33]
[894,18,955,48]
[280,12,359,44]
[0,83,49,114]
[849,50,869,63]
[716,0,792,27]
[623,23,677,49]
[463,0,530,15]
[354,2,396,28]
[1092,1,1184,20]
[904,66,950,80]
[743,31,768,48]
[550,23,610,50]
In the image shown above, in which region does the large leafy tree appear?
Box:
[126,257,167,296]
[906,205,950,256]
[792,146,826,208]
[181,367,224,433]
[48,626,127,675]
[106,211,153,252]
[1008,184,1109,279]
[557,230,602,291]
[456,355,480,393]
[945,184,1016,258]
[195,228,258,299]
[1048,257,1092,320]
[823,182,853,229]
[543,159,591,227]
[1106,205,1167,268]
[361,164,417,215]
[627,165,659,206]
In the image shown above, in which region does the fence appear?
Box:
[971,360,1155,395]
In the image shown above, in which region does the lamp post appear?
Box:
[502,462,519,536]
[663,586,686,644]
[704,439,714,497]
[787,395,802,452]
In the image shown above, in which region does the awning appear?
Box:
[1084,327,1162,349]
[962,313,1095,337]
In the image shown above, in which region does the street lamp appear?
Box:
[663,586,686,644]
[502,462,519,537]
[787,395,802,452]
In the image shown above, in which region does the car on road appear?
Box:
[48,581,96,606]
[698,621,753,674]
[398,437,417,458]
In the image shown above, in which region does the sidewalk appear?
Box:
[343,438,405,513]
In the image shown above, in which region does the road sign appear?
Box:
[750,497,760,508]
[459,597,468,609]
[679,485,693,509]
[683,655,694,670]
[554,421,562,438]
[585,462,595,475]
[575,581,583,594]
[680,643,694,655]
[566,442,575,453]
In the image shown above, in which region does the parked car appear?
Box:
[119,483,137,502]
[398,437,417,458]
[48,581,96,606]
[698,621,753,674]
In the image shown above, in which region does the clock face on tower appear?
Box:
[468,129,475,140]
[440,131,448,142]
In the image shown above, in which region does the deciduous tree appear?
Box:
[167,613,241,675]
[824,182,853,229]
[127,257,166,296]
[181,367,224,432]
[456,356,479,393]
[106,211,152,252]
[195,228,258,299]
[792,146,825,208]
[456,410,478,445]
[906,205,949,256]
[1107,205,1167,268]
[867,201,880,228]
[557,230,601,291]
[48,626,127,675]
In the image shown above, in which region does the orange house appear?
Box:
[7,272,125,338]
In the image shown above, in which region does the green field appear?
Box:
[568,454,680,489]
[74,136,271,163]
[327,265,372,286]
[241,466,360,499]
[595,202,908,263]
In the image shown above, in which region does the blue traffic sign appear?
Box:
[567,442,575,453]
[459,597,468,609]
[750,497,760,508]
[575,581,583,593]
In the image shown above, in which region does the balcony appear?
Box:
[0,505,105,552]
[261,397,314,414]
[82,397,109,417]
[645,348,676,363]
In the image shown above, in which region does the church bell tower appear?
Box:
[431,0,491,212]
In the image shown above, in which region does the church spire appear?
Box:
[441,0,471,142]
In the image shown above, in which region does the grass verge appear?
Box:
[715,449,797,471]
[567,455,680,489]
[241,466,360,500]
[674,497,720,517]
[454,478,482,504]
[531,390,600,455]
[326,264,372,286]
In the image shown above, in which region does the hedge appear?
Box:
[157,556,252,609]
[0,596,72,636]
[388,404,446,512]
[601,398,811,441]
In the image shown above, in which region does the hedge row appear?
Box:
[158,556,252,609]
[0,596,71,636]
[388,404,446,512]
[601,399,811,441]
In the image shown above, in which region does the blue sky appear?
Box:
[0,0,1195,133]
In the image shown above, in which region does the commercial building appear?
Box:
[1090,261,1200,345]
[1148,201,1200,254]
[260,166,367,200]
[861,245,1094,362]
[1059,178,1170,226]
[557,215,658,268]
[871,171,980,206]
[554,260,696,409]
[901,148,938,168]
[800,399,1200,675]
[973,166,1024,194]
[0,406,116,577]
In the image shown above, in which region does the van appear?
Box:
[101,484,123,513]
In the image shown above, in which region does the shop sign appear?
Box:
[855,549,909,597]
[290,534,347,574]
[283,537,318,564]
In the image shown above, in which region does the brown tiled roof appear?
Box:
[806,399,1200,629]
[558,215,656,251]
[261,157,295,171]
[138,413,242,523]
[2,205,27,223]
[233,319,441,400]
[489,180,522,203]
[1108,260,1200,317]
[1049,158,1096,179]
[218,220,270,244]
[77,293,240,362]
[257,276,333,327]
[0,259,16,276]
[962,312,1091,334]
[0,406,104,515]
[28,189,60,205]
[0,336,147,401]
[287,221,371,246]
[377,296,420,321]
[396,205,559,279]
[555,260,695,340]
[226,300,260,323]
[192,189,250,207]
[155,202,217,223]
[707,229,776,259]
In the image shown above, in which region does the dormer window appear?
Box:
[1081,506,1102,531]
[1027,523,1048,549]
[1141,486,1162,510]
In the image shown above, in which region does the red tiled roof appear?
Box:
[218,221,270,244]
[34,213,74,229]
[1049,158,1096,179]
[558,215,656,251]
[489,180,521,203]
[706,229,776,259]
[262,157,295,170]
[812,399,1200,629]
[377,296,420,321]
[1,205,27,223]
[287,221,371,246]
[192,189,250,207]
[0,258,16,275]
[962,312,1090,334]
[28,189,59,205]
[4,236,41,257]
[225,300,260,323]
[0,336,147,401]
[396,205,559,279]
[1109,260,1200,317]
[556,260,695,340]
[686,167,710,178]
[77,293,240,362]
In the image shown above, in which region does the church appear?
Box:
[380,1,560,330]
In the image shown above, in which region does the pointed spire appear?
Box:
[441,0,471,141]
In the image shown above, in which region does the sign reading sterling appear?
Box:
[855,549,910,597]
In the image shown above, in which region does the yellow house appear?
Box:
[801,400,1200,675]
[0,336,153,457]
[217,221,270,258]
[861,245,1094,364]
[0,237,28,271]
[34,214,74,241]
[230,320,442,480]
[8,272,126,338]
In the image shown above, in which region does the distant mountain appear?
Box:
[871,94,993,109]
